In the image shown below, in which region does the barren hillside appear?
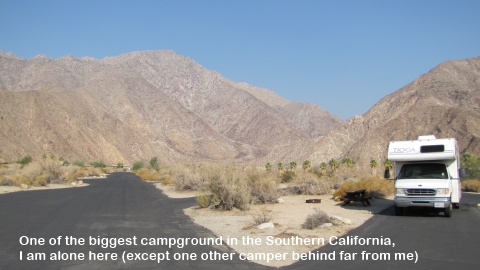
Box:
[0,50,344,164]
[265,56,480,170]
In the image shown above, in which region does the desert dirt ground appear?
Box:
[0,183,87,194]
[0,175,110,194]
[156,184,394,268]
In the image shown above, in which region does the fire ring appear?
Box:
[306,199,321,203]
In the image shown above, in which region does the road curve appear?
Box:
[0,172,268,270]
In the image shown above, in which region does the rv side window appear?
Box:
[398,163,448,179]
[420,145,444,153]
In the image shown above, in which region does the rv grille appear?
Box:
[405,189,436,196]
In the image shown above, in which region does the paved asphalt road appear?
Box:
[0,172,479,269]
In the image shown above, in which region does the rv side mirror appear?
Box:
[384,169,391,179]
[459,168,466,179]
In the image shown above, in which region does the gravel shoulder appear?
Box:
[156,183,393,267]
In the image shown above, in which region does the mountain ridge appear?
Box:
[0,50,344,164]
[263,56,480,170]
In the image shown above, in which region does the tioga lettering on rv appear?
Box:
[393,148,415,153]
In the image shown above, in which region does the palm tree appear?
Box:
[277,163,284,172]
[302,160,311,171]
[320,162,327,173]
[342,157,356,169]
[265,162,272,171]
[290,161,297,172]
[329,159,339,173]
[383,158,393,178]
[370,159,378,175]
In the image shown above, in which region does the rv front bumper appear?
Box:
[394,196,451,208]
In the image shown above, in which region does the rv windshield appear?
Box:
[398,163,448,179]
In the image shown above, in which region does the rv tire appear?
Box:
[444,202,452,217]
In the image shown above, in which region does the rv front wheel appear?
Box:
[444,203,453,217]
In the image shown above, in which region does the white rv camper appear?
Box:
[387,135,465,217]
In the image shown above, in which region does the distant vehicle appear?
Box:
[386,135,466,217]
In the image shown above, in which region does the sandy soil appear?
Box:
[155,183,394,267]
[0,175,110,194]
[0,183,87,194]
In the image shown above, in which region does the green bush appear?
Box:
[90,160,107,168]
[72,160,85,167]
[149,157,160,171]
[132,161,145,171]
[16,156,32,167]
[461,153,480,179]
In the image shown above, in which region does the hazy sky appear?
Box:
[1,0,479,119]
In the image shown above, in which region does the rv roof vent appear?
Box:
[418,135,436,140]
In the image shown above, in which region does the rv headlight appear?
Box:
[436,188,450,195]
[396,188,405,195]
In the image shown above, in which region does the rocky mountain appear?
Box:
[0,50,345,164]
[266,56,480,170]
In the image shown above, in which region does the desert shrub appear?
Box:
[132,161,145,171]
[136,168,160,181]
[160,175,174,185]
[183,163,280,210]
[72,160,85,167]
[302,209,330,230]
[232,183,252,211]
[281,171,295,183]
[462,180,480,192]
[311,168,324,179]
[90,160,107,168]
[207,168,252,211]
[252,209,272,225]
[333,176,394,199]
[43,161,63,183]
[73,169,88,179]
[175,170,205,191]
[32,174,48,186]
[0,160,89,187]
[1,177,14,186]
[196,191,211,208]
[289,176,331,195]
[245,169,279,204]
